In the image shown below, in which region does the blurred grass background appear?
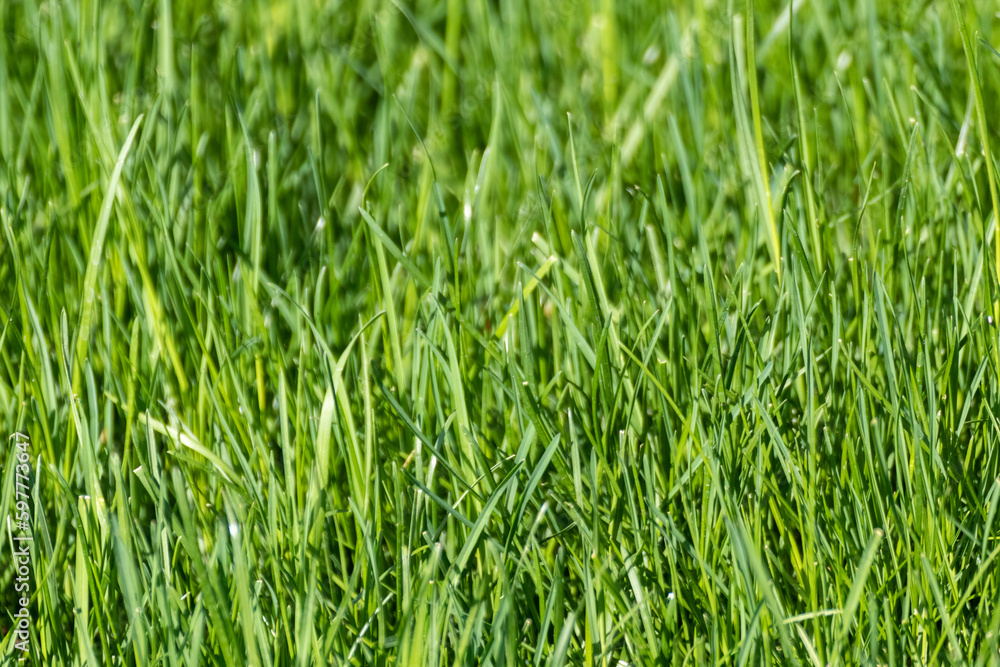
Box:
[3,0,1000,664]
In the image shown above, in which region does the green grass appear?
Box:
[3,0,1000,664]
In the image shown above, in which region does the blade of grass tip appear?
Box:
[728,516,801,667]
[745,0,780,280]
[361,165,407,395]
[951,0,1000,276]
[237,109,265,412]
[170,466,238,664]
[73,113,143,391]
[751,396,798,487]
[730,9,775,283]
[832,529,883,662]
[440,306,478,482]
[789,2,822,268]
[44,5,80,206]
[360,207,432,291]
[59,308,109,539]
[794,624,824,667]
[567,113,583,211]
[548,611,576,667]
[736,601,764,667]
[982,479,1000,563]
[139,412,238,483]
[504,433,561,556]
[308,91,327,224]
[621,545,659,658]
[493,255,558,339]
[122,318,140,474]
[883,598,897,667]
[572,230,605,325]
[268,130,287,257]
[392,94,454,272]
[873,273,899,407]
[360,320,375,520]
[0,20,9,158]
[0,204,50,410]
[453,461,523,576]
[937,534,1000,663]
[921,554,962,662]
[110,517,150,666]
[316,385,335,490]
[74,534,100,666]
[375,226,406,391]
[453,603,485,666]
[278,367,298,542]
[324,312,385,504]
[950,0,1000,307]
[533,557,563,667]
[157,0,175,97]
[668,115,699,236]
[226,500,263,667]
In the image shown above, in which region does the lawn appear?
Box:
[2,0,1000,664]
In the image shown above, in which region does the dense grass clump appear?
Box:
[3,0,1000,664]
